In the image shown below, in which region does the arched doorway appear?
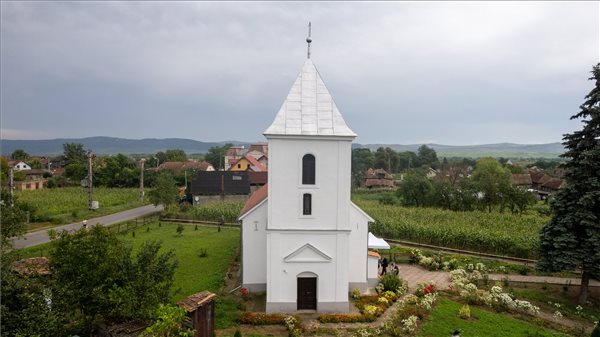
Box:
[297,272,317,310]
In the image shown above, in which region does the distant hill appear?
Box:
[1,137,246,156]
[355,142,565,159]
[1,137,564,158]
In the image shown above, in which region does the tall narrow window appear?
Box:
[303,193,312,215]
[302,154,315,185]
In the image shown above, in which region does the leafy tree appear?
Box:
[155,151,168,166]
[505,186,536,214]
[0,189,69,336]
[12,170,26,181]
[430,179,455,210]
[165,149,187,162]
[64,162,87,182]
[149,172,179,208]
[10,149,29,161]
[28,158,43,169]
[63,142,86,164]
[397,170,432,207]
[472,157,512,212]
[205,144,232,170]
[374,147,400,173]
[537,64,600,304]
[417,145,439,169]
[0,157,8,181]
[351,148,374,187]
[398,151,418,171]
[95,153,139,187]
[50,226,178,333]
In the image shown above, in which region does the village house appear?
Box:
[363,168,394,188]
[239,38,385,312]
[8,160,31,171]
[224,144,268,170]
[228,155,267,173]
[155,160,214,172]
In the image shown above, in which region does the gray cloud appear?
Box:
[1,2,598,145]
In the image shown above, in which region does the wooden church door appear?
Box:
[297,277,317,310]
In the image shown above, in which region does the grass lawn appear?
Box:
[17,187,147,230]
[508,283,600,325]
[417,298,569,337]
[118,222,240,301]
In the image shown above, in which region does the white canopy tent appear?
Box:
[368,232,390,250]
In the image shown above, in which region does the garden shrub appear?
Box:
[379,274,402,292]
[458,304,471,319]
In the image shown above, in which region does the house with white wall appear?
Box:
[239,40,381,312]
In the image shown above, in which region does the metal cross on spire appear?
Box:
[306,22,312,59]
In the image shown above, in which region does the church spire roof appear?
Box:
[264,27,356,138]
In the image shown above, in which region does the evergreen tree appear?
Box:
[537,64,600,304]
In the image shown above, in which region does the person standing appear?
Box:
[381,257,389,275]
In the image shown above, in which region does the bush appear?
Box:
[234,329,242,337]
[458,304,471,319]
[379,274,402,292]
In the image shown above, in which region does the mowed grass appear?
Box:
[417,298,568,337]
[16,187,146,229]
[119,222,240,302]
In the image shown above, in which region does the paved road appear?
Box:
[13,204,164,249]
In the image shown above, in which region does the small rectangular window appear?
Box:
[303,193,312,215]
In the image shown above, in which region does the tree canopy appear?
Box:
[10,149,29,161]
[148,172,179,208]
[537,63,600,304]
[205,144,232,170]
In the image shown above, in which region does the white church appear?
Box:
[239,31,388,313]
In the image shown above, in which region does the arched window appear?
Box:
[303,193,312,215]
[302,154,315,185]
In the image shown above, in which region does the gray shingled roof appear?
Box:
[264,59,356,137]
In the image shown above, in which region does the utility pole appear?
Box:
[139,158,145,202]
[9,168,14,207]
[87,151,93,210]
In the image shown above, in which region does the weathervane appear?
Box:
[306,22,312,59]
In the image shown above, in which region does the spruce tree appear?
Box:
[537,63,600,304]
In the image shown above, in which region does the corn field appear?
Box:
[356,199,549,259]
[16,187,143,224]
[166,201,245,223]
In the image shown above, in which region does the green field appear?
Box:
[417,298,568,337]
[356,199,548,259]
[16,187,146,229]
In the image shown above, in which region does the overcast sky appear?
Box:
[1,1,598,145]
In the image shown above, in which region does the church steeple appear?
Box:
[306,22,312,59]
[264,26,356,138]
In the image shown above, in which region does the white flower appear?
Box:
[553,310,563,319]
[401,315,419,333]
[576,305,583,311]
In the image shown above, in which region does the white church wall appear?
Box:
[367,255,380,287]
[267,137,352,231]
[266,231,350,313]
[347,204,369,290]
[241,201,268,292]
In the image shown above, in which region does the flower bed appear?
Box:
[318,313,375,323]
[237,312,288,325]
[318,278,408,324]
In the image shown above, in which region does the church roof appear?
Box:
[239,183,268,219]
[264,59,356,138]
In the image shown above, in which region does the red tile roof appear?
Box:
[240,183,268,218]
[367,251,381,259]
